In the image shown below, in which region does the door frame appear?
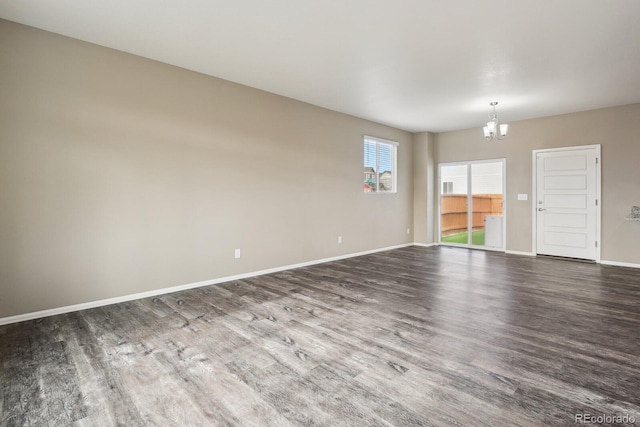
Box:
[438,158,507,252]
[531,144,601,262]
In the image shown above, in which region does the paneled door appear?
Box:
[535,147,599,260]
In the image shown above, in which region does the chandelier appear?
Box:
[483,101,508,141]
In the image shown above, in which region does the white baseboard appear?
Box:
[413,242,437,247]
[505,250,535,257]
[0,243,413,326]
[601,260,640,269]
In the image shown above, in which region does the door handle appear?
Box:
[538,208,546,211]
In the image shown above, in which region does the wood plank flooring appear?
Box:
[1,246,639,426]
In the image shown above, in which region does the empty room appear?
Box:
[1,1,639,426]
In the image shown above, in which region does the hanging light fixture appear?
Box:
[483,101,508,141]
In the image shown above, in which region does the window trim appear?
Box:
[363,135,398,194]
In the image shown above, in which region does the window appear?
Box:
[363,136,398,193]
[442,181,454,194]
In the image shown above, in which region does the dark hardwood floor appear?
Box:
[1,246,639,426]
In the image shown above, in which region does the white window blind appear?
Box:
[363,136,397,193]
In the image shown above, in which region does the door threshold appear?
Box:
[536,254,596,264]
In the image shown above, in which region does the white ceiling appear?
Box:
[1,0,639,132]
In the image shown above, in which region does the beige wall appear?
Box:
[0,20,414,318]
[435,103,640,263]
[412,132,436,244]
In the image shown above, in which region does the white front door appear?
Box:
[535,147,599,260]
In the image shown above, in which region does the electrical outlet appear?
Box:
[406,228,410,235]
[337,236,343,244]
[234,249,241,259]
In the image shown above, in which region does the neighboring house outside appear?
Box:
[379,170,392,191]
[364,167,393,192]
[364,166,375,192]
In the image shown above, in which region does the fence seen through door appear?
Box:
[441,194,503,236]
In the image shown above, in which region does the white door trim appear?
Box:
[531,144,601,262]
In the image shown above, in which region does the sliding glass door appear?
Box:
[439,159,505,250]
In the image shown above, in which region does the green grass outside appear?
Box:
[441,230,485,245]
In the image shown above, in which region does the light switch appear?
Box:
[517,194,528,201]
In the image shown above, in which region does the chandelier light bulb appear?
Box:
[482,102,508,141]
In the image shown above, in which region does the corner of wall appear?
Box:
[412,131,436,245]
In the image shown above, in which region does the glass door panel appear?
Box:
[440,165,469,245]
[439,159,505,250]
[471,162,504,248]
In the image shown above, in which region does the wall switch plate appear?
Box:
[517,194,528,201]
[234,249,241,259]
